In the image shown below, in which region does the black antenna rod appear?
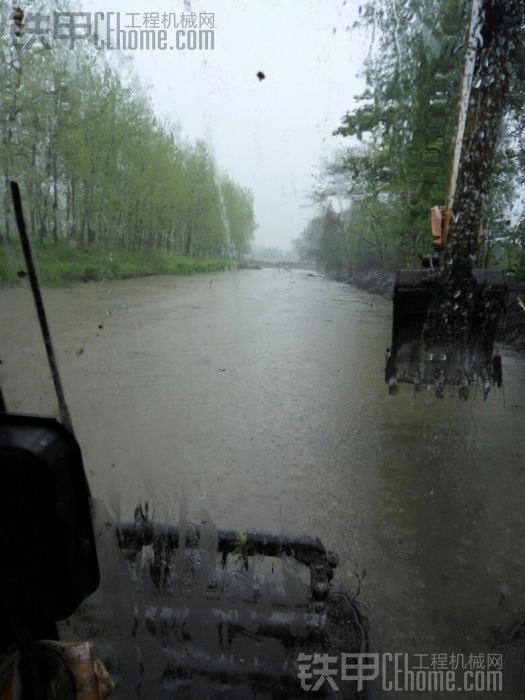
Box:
[10,181,74,434]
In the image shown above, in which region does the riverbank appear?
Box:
[0,242,242,287]
[340,268,525,351]
[2,268,524,698]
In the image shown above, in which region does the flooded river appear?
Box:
[1,267,524,696]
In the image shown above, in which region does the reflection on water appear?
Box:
[1,268,524,697]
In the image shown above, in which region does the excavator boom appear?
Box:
[386,0,522,398]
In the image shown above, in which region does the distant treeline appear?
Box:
[295,0,525,275]
[0,3,256,260]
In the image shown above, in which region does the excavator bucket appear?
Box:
[385,269,507,397]
[382,0,524,398]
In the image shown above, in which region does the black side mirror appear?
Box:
[0,413,99,632]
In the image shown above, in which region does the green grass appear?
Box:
[0,241,244,287]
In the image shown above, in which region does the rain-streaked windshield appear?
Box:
[1,1,525,698]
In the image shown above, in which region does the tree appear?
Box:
[0,2,256,261]
[300,0,525,274]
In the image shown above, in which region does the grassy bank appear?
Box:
[0,242,242,287]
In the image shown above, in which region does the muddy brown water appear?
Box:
[1,268,524,697]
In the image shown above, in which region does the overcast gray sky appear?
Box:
[79,1,369,250]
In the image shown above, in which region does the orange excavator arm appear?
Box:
[386,0,523,398]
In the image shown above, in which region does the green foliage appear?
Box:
[232,531,255,569]
[220,176,257,257]
[0,241,239,287]
[297,0,525,274]
[0,2,255,264]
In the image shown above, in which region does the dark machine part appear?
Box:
[387,0,523,396]
[104,521,368,698]
[0,414,100,630]
[0,183,100,698]
[386,269,506,397]
[0,413,100,700]
[9,181,73,432]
